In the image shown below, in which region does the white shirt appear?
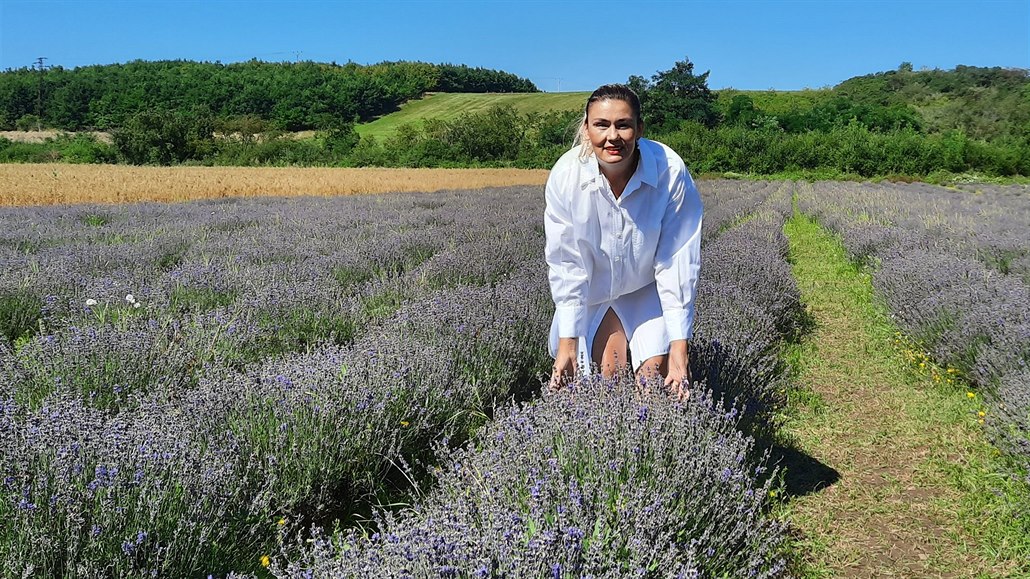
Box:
[544,137,703,343]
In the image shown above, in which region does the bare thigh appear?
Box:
[592,307,629,377]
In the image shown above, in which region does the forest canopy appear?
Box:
[0,60,538,132]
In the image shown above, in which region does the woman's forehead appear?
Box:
[587,98,636,119]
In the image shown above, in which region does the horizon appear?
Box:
[2,57,1026,94]
[1,0,1027,92]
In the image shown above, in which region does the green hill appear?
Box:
[357,89,833,141]
[355,92,590,141]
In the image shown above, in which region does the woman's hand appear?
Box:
[549,337,579,391]
[664,339,691,402]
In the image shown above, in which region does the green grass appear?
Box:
[779,211,1030,577]
[715,88,834,116]
[355,92,589,141]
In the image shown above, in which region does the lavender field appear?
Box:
[0,178,1026,577]
[796,182,1030,478]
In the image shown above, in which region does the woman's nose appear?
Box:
[606,126,621,141]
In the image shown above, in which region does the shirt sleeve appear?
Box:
[654,166,704,342]
[544,168,589,339]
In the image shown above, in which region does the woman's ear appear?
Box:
[638,119,645,138]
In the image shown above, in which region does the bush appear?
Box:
[112,108,216,165]
[14,114,42,131]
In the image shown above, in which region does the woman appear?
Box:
[545,84,703,400]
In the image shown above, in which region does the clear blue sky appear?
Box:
[1,0,1027,91]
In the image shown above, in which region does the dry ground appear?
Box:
[0,164,549,206]
[1,130,113,144]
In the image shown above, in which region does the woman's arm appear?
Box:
[544,168,589,389]
[654,160,703,398]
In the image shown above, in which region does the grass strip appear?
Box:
[778,212,1030,578]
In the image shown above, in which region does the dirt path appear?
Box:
[781,214,1004,577]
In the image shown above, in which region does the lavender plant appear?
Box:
[277,375,788,579]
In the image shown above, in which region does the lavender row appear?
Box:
[277,379,787,578]
[789,181,1030,283]
[0,188,544,410]
[796,181,1030,475]
[697,180,785,243]
[272,186,805,577]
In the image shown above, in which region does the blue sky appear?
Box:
[1,0,1027,91]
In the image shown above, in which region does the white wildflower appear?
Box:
[125,294,136,304]
[85,298,98,307]
[133,302,141,309]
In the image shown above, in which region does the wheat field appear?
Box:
[0,164,550,206]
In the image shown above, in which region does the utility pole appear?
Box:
[34,56,48,131]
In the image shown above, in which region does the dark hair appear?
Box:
[584,84,642,125]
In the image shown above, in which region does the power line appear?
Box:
[34,56,48,131]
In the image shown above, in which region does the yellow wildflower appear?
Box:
[278,517,286,526]
[260,555,271,567]
[400,420,410,427]
[967,392,976,399]
[978,411,986,418]
[768,490,777,498]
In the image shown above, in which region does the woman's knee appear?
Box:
[636,354,668,380]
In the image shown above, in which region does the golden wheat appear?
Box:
[0,164,549,207]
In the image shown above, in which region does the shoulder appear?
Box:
[549,146,588,176]
[547,146,590,190]
[640,137,688,174]
[639,138,693,190]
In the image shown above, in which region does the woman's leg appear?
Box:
[636,354,669,382]
[592,307,629,377]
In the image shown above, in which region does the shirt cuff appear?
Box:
[663,307,694,342]
[554,303,586,338]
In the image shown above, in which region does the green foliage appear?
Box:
[319,122,360,156]
[446,105,525,162]
[0,60,537,133]
[435,63,538,93]
[112,107,216,165]
[169,287,237,312]
[0,290,44,344]
[654,122,1030,177]
[835,65,1030,139]
[532,109,582,147]
[631,57,721,131]
[15,114,42,131]
[0,133,116,163]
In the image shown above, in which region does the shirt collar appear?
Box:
[577,138,658,193]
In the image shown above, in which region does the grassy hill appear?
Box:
[355,89,832,141]
[355,92,589,140]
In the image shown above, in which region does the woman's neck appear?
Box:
[599,150,639,199]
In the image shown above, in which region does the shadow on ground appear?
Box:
[772,444,840,498]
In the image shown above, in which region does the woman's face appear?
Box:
[585,98,642,169]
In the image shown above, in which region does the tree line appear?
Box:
[0,60,537,132]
